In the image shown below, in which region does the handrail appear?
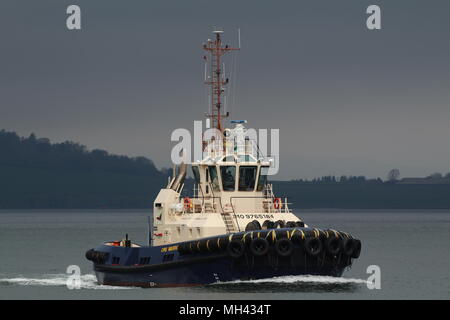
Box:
[230,196,291,215]
[229,200,242,232]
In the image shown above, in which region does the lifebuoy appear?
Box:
[273,197,283,210]
[183,197,192,210]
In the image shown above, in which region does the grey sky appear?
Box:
[1,0,449,180]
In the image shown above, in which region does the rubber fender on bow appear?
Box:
[216,236,230,251]
[290,229,305,244]
[262,220,275,230]
[304,237,323,257]
[245,220,262,231]
[85,249,95,261]
[351,239,361,259]
[249,237,270,256]
[285,221,297,228]
[325,237,342,256]
[274,238,294,257]
[273,220,285,229]
[343,238,356,256]
[295,221,305,228]
[227,239,245,258]
[85,249,109,264]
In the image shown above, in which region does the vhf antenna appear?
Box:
[203,29,240,133]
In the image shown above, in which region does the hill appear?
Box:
[0,130,167,208]
[1,129,450,209]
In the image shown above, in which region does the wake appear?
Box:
[0,274,368,290]
[0,274,132,290]
[214,275,369,285]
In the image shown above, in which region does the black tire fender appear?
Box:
[351,239,362,259]
[295,221,305,228]
[262,220,275,230]
[227,239,245,258]
[273,220,285,229]
[325,237,342,256]
[249,237,270,256]
[245,220,262,231]
[285,221,297,228]
[304,237,323,257]
[275,238,294,257]
[343,238,356,256]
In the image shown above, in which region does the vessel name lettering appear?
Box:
[161,245,178,253]
[233,214,274,219]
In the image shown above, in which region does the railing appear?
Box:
[229,196,292,216]
[203,138,262,161]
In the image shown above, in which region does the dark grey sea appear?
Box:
[0,209,449,299]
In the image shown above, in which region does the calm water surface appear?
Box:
[0,209,449,299]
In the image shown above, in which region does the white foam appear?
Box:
[0,274,133,290]
[216,275,369,285]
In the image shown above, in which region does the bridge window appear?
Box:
[191,166,200,183]
[239,166,257,191]
[220,166,236,191]
[257,166,269,191]
[222,155,235,162]
[208,166,220,191]
[238,155,256,163]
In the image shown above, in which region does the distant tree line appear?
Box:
[0,129,163,177]
[0,130,169,208]
[1,129,450,209]
[291,171,450,185]
[291,175,384,184]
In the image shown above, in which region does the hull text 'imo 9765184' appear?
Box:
[85,30,361,287]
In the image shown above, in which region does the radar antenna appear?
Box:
[203,30,239,133]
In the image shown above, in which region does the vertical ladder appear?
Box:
[221,212,238,233]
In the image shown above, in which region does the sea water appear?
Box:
[0,209,449,299]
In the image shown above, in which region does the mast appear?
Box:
[203,30,239,133]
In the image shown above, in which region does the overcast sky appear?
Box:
[1,0,449,180]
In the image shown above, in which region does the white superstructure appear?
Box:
[152,123,303,246]
[152,30,303,246]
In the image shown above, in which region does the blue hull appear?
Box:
[94,257,346,287]
[87,228,359,287]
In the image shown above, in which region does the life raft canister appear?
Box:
[274,197,283,210]
[183,197,193,210]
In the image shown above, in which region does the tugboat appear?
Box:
[86,30,361,287]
